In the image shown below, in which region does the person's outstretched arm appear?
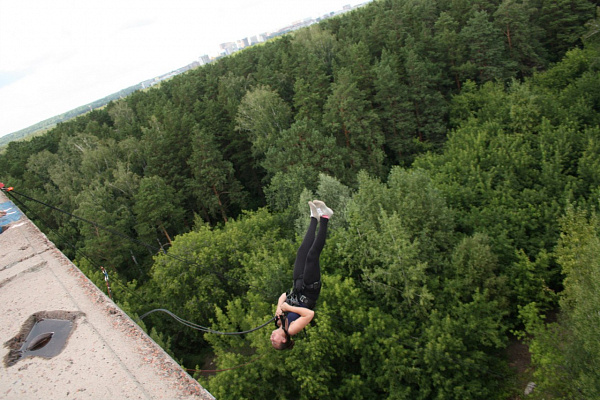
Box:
[280,302,314,335]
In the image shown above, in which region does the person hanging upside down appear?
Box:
[270,200,333,350]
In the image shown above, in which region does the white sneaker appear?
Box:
[308,201,319,220]
[312,200,333,218]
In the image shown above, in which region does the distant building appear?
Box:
[237,37,249,49]
[199,54,211,65]
[212,3,369,59]
[219,42,238,55]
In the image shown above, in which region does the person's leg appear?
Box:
[302,217,328,285]
[293,215,318,282]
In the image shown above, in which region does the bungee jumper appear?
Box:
[271,200,333,350]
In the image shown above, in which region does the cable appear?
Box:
[3,186,278,375]
[3,189,151,307]
[6,188,158,253]
[140,308,276,335]
[4,186,279,343]
[5,187,277,301]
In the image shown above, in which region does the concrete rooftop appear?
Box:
[0,190,214,400]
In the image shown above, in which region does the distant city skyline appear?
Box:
[0,0,362,138]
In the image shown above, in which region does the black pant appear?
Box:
[293,217,328,305]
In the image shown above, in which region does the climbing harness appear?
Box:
[286,290,315,309]
[287,279,321,309]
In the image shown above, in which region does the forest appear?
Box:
[1,0,600,398]
[0,82,142,147]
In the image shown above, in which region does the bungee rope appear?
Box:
[2,184,274,296]
[2,183,277,338]
[3,185,274,299]
[140,308,276,335]
[3,186,159,253]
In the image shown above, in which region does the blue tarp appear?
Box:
[0,201,23,229]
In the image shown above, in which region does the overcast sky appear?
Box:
[0,0,357,138]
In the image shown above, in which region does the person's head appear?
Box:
[270,328,294,350]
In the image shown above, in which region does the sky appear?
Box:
[0,0,357,138]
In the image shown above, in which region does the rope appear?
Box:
[4,185,279,341]
[4,187,277,301]
[5,188,158,253]
[140,308,276,335]
[5,188,275,337]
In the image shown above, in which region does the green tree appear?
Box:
[373,49,422,166]
[554,207,600,398]
[339,168,455,309]
[493,0,547,77]
[148,209,284,355]
[133,175,184,245]
[360,209,434,315]
[291,26,335,123]
[520,207,600,398]
[324,68,385,179]
[107,100,140,139]
[235,85,292,158]
[577,126,600,198]
[73,184,139,279]
[292,25,337,76]
[258,116,344,214]
[217,71,250,118]
[264,165,316,213]
[252,37,295,100]
[140,106,194,193]
[415,292,509,400]
[293,71,329,124]
[445,233,509,309]
[205,275,403,400]
[335,40,374,92]
[534,0,596,62]
[433,12,466,90]
[401,42,448,146]
[459,10,516,83]
[260,118,344,198]
[187,125,246,223]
